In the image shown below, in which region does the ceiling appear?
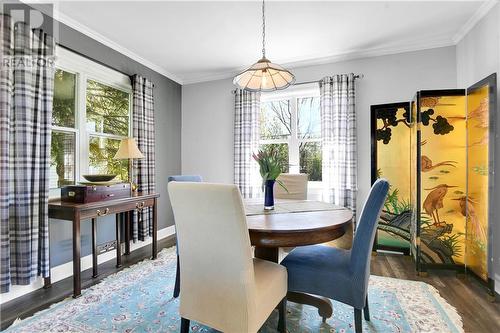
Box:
[52,1,494,84]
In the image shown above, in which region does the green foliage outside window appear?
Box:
[259,97,322,181]
[86,80,130,179]
[53,69,76,128]
[50,131,75,188]
[51,69,76,188]
[89,137,129,180]
[300,142,322,181]
[86,80,129,136]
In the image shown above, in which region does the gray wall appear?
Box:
[456,3,500,292]
[49,21,182,266]
[182,46,458,213]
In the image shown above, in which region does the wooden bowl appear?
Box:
[82,174,117,182]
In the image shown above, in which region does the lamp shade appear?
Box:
[114,138,144,159]
[233,57,295,92]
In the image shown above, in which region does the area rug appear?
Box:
[4,246,463,333]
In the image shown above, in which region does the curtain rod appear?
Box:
[293,73,364,86]
[56,43,155,87]
[231,73,364,93]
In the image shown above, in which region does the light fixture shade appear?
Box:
[233,57,295,92]
[114,138,144,159]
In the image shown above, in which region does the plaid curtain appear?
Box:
[320,74,358,218]
[233,89,261,198]
[0,15,54,292]
[132,75,155,241]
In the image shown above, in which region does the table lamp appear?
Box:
[114,137,144,191]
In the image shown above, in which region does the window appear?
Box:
[259,85,322,183]
[50,69,77,188]
[50,47,132,192]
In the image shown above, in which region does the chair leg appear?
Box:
[180,317,190,333]
[173,255,180,298]
[278,297,287,333]
[354,308,362,333]
[364,294,370,321]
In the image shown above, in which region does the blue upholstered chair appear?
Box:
[168,175,203,298]
[281,179,389,333]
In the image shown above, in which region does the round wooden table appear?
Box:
[245,199,353,321]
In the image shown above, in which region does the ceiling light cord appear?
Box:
[262,0,266,59]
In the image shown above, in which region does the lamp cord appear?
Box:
[262,0,266,58]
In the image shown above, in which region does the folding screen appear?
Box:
[371,74,496,296]
[465,74,496,293]
[412,90,467,271]
[371,103,411,254]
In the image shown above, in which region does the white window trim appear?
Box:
[50,47,132,196]
[260,83,321,175]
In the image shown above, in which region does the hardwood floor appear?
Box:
[1,239,498,332]
[371,252,500,333]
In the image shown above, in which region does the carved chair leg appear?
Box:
[278,297,287,333]
[354,308,362,333]
[364,294,370,321]
[180,317,190,333]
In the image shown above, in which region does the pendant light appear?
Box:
[233,0,295,92]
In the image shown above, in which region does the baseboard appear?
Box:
[0,226,175,304]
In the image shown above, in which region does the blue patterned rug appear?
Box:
[4,247,463,333]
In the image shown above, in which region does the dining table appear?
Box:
[244,198,353,322]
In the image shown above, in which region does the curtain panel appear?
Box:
[233,89,261,198]
[132,75,156,241]
[0,15,55,292]
[320,74,358,218]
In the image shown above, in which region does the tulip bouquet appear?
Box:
[252,147,287,210]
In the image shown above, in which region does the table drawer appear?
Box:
[80,198,155,219]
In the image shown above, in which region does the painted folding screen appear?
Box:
[412,90,468,271]
[371,102,411,253]
[465,73,496,291]
[369,79,498,296]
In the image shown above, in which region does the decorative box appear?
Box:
[61,183,131,203]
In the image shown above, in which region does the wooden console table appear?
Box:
[47,192,160,298]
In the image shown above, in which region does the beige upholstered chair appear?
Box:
[274,173,308,200]
[168,182,287,333]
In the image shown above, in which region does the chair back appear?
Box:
[168,182,256,329]
[168,175,202,183]
[274,173,308,200]
[350,179,389,299]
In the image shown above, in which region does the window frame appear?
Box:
[50,47,132,195]
[260,83,321,180]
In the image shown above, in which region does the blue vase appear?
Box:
[264,179,275,210]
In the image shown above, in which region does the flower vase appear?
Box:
[264,179,275,211]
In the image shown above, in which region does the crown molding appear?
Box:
[181,37,455,85]
[53,10,184,84]
[452,0,498,44]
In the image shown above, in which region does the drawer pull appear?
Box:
[97,208,109,216]
[136,201,145,210]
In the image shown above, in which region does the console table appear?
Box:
[47,192,160,298]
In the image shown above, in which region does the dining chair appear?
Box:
[168,182,287,333]
[168,175,203,299]
[274,173,308,200]
[281,178,389,332]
